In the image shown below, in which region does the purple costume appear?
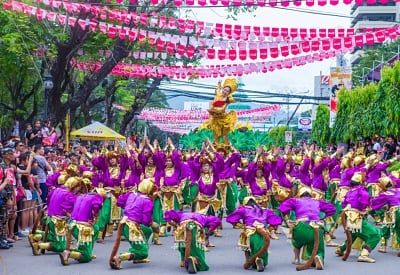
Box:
[47,187,77,217]
[117,192,154,226]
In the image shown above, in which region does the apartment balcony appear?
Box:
[350,5,397,17]
[352,20,397,29]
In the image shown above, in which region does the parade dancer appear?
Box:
[336,172,381,263]
[109,179,155,270]
[59,187,109,265]
[105,151,124,236]
[270,150,293,206]
[181,151,199,209]
[236,157,250,205]
[279,186,336,271]
[244,150,271,209]
[203,78,238,145]
[139,139,165,244]
[120,148,142,193]
[29,177,79,255]
[371,176,400,255]
[165,210,221,274]
[189,145,224,217]
[227,196,282,272]
[214,144,241,217]
[159,142,185,231]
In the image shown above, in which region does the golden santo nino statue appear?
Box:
[205,77,238,146]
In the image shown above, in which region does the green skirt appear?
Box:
[380,209,400,244]
[71,225,95,263]
[249,231,269,268]
[152,197,166,225]
[178,222,209,272]
[35,217,67,252]
[182,181,199,205]
[292,222,325,261]
[226,182,238,215]
[121,224,152,260]
[238,186,249,205]
[339,219,381,252]
[96,197,111,231]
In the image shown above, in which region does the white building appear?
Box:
[350,1,400,65]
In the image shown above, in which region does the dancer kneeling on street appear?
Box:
[226,196,282,272]
[59,187,109,265]
[109,178,155,270]
[164,209,221,274]
[279,186,336,271]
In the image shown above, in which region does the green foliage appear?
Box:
[0,9,47,132]
[180,129,269,151]
[352,40,400,87]
[266,125,291,148]
[332,61,400,142]
[311,105,330,146]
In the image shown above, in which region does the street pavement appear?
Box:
[1,223,399,275]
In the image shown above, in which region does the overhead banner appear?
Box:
[329,67,352,128]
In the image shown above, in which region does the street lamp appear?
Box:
[43,74,53,119]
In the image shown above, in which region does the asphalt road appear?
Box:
[1,223,399,275]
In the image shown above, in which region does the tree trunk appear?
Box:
[120,78,162,136]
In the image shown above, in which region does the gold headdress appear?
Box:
[138,178,155,195]
[243,196,256,205]
[294,154,303,165]
[200,154,213,165]
[353,155,365,166]
[378,176,393,190]
[57,173,69,185]
[391,170,400,179]
[82,171,93,179]
[314,151,324,164]
[351,172,364,184]
[222,77,238,93]
[65,163,80,176]
[64,176,82,190]
[341,157,351,169]
[298,185,312,197]
[240,158,249,168]
[107,151,119,160]
[366,154,379,166]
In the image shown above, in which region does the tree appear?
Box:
[0,9,46,135]
[266,125,290,148]
[352,40,400,87]
[311,105,330,146]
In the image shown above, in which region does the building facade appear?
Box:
[350,1,400,65]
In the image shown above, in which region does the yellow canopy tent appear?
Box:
[70,122,125,141]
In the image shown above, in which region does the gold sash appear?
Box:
[73,222,94,245]
[238,222,264,251]
[383,206,399,226]
[126,220,145,243]
[367,183,382,198]
[272,180,291,202]
[344,208,365,233]
[174,220,206,250]
[196,193,222,214]
[50,216,67,240]
[336,187,349,202]
[311,188,325,200]
[161,185,184,211]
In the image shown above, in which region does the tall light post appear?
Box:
[43,74,53,119]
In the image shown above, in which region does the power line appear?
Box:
[161,79,318,99]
